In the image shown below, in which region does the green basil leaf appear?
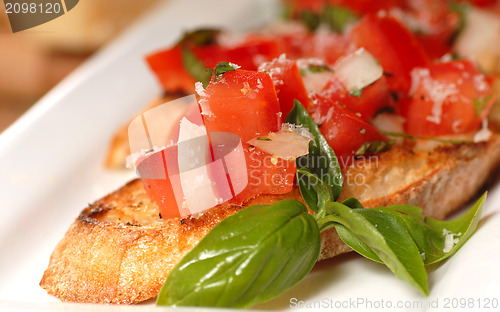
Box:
[299,10,321,32]
[181,47,210,87]
[424,192,485,262]
[296,168,332,214]
[323,202,428,295]
[322,5,359,33]
[298,5,359,33]
[473,94,492,117]
[355,140,394,156]
[341,197,364,209]
[372,207,443,265]
[207,61,239,84]
[286,100,343,200]
[282,2,293,20]
[157,200,320,308]
[335,224,382,263]
[180,28,221,46]
[257,136,271,141]
[449,2,468,44]
[374,193,485,265]
[317,197,365,230]
[349,89,363,97]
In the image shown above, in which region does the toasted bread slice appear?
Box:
[40,135,500,304]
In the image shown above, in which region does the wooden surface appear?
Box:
[0,0,161,134]
[0,52,88,133]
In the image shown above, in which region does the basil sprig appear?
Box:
[286,100,343,201]
[292,104,485,296]
[157,200,320,308]
[374,197,485,265]
[156,98,486,307]
[324,201,429,295]
[305,180,486,296]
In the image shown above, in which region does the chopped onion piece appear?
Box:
[333,48,383,93]
[371,113,405,134]
[302,71,334,95]
[248,125,312,160]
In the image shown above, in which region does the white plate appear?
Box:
[0,0,499,311]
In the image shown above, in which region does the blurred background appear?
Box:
[0,0,162,132]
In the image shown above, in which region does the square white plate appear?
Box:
[0,0,499,311]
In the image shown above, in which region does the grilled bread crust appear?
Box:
[40,134,500,304]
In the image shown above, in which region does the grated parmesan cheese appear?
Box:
[228,62,241,70]
[410,68,459,125]
[443,228,461,253]
[195,81,207,97]
[256,78,264,89]
[473,74,489,92]
[282,123,315,141]
[474,119,492,143]
[241,82,251,95]
[195,82,212,117]
[296,57,325,71]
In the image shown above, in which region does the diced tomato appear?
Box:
[192,35,280,70]
[270,28,309,60]
[200,69,295,199]
[268,28,352,64]
[397,0,460,59]
[302,31,353,64]
[400,60,494,136]
[309,94,388,167]
[146,46,196,93]
[238,147,296,201]
[259,57,310,117]
[350,14,430,97]
[139,147,183,219]
[349,76,391,118]
[146,36,280,93]
[321,74,391,119]
[201,70,281,142]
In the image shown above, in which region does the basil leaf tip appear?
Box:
[329,193,486,295]
[181,47,210,87]
[296,168,332,214]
